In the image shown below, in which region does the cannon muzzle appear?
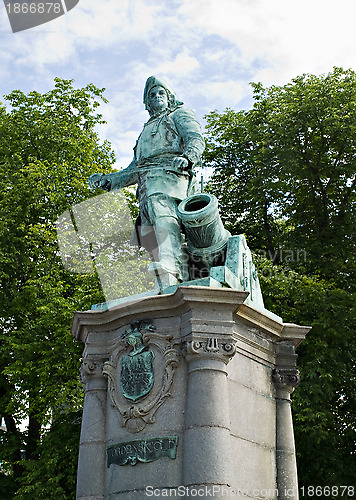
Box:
[177,193,230,274]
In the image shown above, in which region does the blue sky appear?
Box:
[1,0,356,175]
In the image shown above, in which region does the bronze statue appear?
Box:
[89,76,205,283]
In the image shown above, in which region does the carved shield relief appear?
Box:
[103,320,180,433]
[120,349,154,402]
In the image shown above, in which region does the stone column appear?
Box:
[76,359,107,500]
[183,335,236,498]
[273,341,301,500]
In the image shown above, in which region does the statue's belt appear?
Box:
[136,163,190,177]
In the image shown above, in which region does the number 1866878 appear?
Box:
[300,486,354,497]
[6,3,62,14]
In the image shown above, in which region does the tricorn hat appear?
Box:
[143,76,183,112]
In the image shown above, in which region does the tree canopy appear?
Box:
[204,67,356,492]
[0,78,115,498]
[205,66,356,291]
[1,69,355,498]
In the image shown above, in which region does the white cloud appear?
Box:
[156,51,200,76]
[68,0,159,44]
[200,80,244,106]
[3,0,356,89]
[178,0,356,85]
[2,0,356,167]
[0,0,162,77]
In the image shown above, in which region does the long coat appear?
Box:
[108,105,205,250]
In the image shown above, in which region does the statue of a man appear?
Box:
[89,76,205,283]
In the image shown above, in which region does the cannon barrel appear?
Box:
[177,193,230,269]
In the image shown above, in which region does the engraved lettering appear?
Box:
[107,436,178,466]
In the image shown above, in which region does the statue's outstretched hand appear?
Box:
[88,173,111,191]
[89,173,102,189]
[172,156,189,171]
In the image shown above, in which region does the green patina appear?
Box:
[89,76,205,283]
[120,327,154,402]
[107,436,178,466]
[88,76,278,320]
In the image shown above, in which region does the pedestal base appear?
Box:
[72,286,310,499]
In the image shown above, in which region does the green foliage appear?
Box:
[205,67,356,291]
[14,412,82,500]
[205,68,356,490]
[257,258,356,490]
[0,79,115,496]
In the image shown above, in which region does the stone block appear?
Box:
[106,450,183,496]
[183,427,233,485]
[76,442,106,499]
[72,286,310,500]
[229,436,277,496]
[228,379,276,448]
[79,390,106,443]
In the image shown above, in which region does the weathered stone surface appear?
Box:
[229,436,277,496]
[72,286,310,500]
[228,379,276,448]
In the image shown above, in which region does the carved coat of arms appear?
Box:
[120,328,154,401]
[103,320,180,433]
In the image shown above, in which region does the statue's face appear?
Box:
[147,85,168,114]
[127,334,137,347]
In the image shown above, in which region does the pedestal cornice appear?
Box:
[71,286,311,350]
[71,287,248,343]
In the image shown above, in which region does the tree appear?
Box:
[0,79,115,498]
[256,258,356,491]
[204,67,356,493]
[205,67,356,291]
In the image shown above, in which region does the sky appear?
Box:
[1,0,356,175]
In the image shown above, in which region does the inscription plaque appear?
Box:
[107,436,178,466]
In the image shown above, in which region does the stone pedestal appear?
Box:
[71,286,310,500]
